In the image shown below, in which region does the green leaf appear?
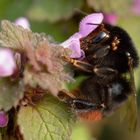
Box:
[0,20,47,51]
[5,0,32,20]
[66,76,88,91]
[71,123,92,140]
[27,0,83,22]
[0,78,24,111]
[0,0,12,18]
[18,95,75,140]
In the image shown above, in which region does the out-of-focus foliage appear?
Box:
[28,0,83,22]
[87,0,133,15]
[0,78,23,111]
[0,0,140,140]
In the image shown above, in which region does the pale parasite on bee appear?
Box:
[58,13,139,130]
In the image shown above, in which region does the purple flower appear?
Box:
[15,17,30,29]
[0,48,16,77]
[103,13,118,25]
[0,111,8,127]
[131,0,140,15]
[60,33,83,58]
[61,13,103,59]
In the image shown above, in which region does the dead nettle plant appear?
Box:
[0,20,76,140]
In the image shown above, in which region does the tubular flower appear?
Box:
[60,13,103,59]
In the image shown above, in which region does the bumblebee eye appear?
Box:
[92,31,109,44]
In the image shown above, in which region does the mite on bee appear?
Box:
[58,15,139,126]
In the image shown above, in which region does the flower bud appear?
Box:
[0,111,8,127]
[15,17,30,29]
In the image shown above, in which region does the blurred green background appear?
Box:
[1,0,140,140]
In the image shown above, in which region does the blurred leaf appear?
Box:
[28,0,83,22]
[0,78,24,111]
[31,20,78,42]
[5,0,33,20]
[118,16,140,89]
[18,95,75,140]
[87,0,133,15]
[71,123,92,140]
[67,76,88,91]
[0,0,12,18]
[0,20,46,51]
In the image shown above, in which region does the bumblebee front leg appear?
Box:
[62,56,93,72]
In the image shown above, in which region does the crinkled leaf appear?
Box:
[18,95,75,140]
[23,41,72,96]
[0,78,24,111]
[0,20,47,51]
[87,0,132,15]
[27,0,83,22]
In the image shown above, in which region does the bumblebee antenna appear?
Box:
[86,23,101,26]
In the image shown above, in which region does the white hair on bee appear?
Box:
[111,83,123,95]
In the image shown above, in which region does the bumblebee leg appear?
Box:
[62,56,93,72]
[111,36,120,51]
[91,45,110,58]
[58,90,75,102]
[65,98,102,111]
[93,67,118,78]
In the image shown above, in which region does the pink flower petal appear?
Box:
[0,111,8,127]
[79,13,104,37]
[15,17,30,29]
[60,33,84,58]
[0,48,16,77]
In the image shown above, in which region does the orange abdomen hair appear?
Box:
[77,110,103,121]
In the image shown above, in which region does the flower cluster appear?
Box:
[0,17,30,127]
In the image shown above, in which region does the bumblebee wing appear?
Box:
[122,95,137,132]
[120,53,137,132]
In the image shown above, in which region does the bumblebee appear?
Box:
[58,18,139,130]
